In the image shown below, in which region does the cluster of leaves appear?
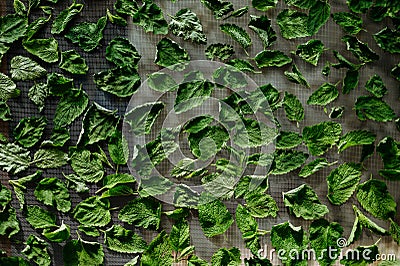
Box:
[0,0,399,265]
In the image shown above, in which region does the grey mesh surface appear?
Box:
[1,0,400,265]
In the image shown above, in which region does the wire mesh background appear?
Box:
[1,0,400,265]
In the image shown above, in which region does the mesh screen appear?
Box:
[1,0,400,265]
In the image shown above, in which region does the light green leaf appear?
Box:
[188,126,229,160]
[326,163,362,205]
[22,38,59,63]
[270,149,308,175]
[198,197,233,237]
[141,231,173,266]
[332,12,363,35]
[42,222,70,242]
[220,23,252,50]
[244,191,278,218]
[293,39,324,66]
[254,50,292,68]
[169,9,207,44]
[101,173,135,191]
[213,66,247,89]
[59,50,88,75]
[299,158,334,178]
[365,74,387,98]
[139,175,174,198]
[28,82,48,112]
[307,83,339,106]
[155,37,190,70]
[34,177,71,212]
[22,235,51,266]
[224,6,249,19]
[70,148,104,183]
[125,102,164,135]
[0,143,30,174]
[354,96,395,122]
[107,130,129,165]
[302,121,342,156]
[132,1,168,34]
[118,197,162,230]
[284,0,316,9]
[51,1,84,34]
[13,116,47,148]
[10,56,46,81]
[277,9,310,39]
[73,196,111,227]
[236,204,260,256]
[284,64,310,88]
[25,205,56,229]
[283,184,329,220]
[338,130,376,153]
[205,43,234,61]
[63,239,104,266]
[283,92,304,122]
[106,37,141,68]
[106,9,127,26]
[104,225,147,253]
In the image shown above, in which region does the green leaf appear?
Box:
[132,1,168,34]
[139,175,174,197]
[365,74,387,98]
[51,1,84,34]
[106,37,141,68]
[141,231,173,266]
[65,16,107,52]
[46,127,70,147]
[169,9,207,44]
[252,0,278,11]
[106,9,127,26]
[277,9,310,39]
[63,239,104,266]
[0,206,20,238]
[9,171,41,208]
[347,0,373,13]
[147,72,178,92]
[258,84,281,111]
[114,0,138,16]
[340,243,379,265]
[270,149,308,175]
[244,191,278,218]
[233,118,278,148]
[119,197,161,230]
[22,38,59,63]
[211,247,241,266]
[10,56,46,81]
[303,121,342,156]
[354,96,395,122]
[98,65,141,94]
[107,130,129,165]
[13,116,46,148]
[342,35,379,63]
[244,257,272,266]
[309,219,343,266]
[0,143,30,174]
[70,148,104,183]
[78,225,100,237]
[42,222,70,242]
[188,255,209,266]
[28,82,48,112]
[220,23,252,50]
[329,106,344,119]
[283,92,304,122]
[332,50,362,70]
[284,64,310,88]
[270,221,307,265]
[389,218,400,245]
[224,6,249,19]
[284,0,316,9]
[59,50,88,75]
[356,179,396,220]
[213,66,247,89]
[235,204,260,256]
[332,12,363,35]
[73,196,111,227]
[226,59,259,73]
[248,15,277,49]
[170,219,190,252]
[198,197,233,237]
[377,137,400,180]
[63,173,89,194]
[326,163,362,205]
[299,158,334,178]
[307,1,330,35]
[276,131,302,150]
[342,69,359,94]
[24,16,50,40]
[391,63,400,81]
[373,27,400,54]
[33,148,68,168]
[101,173,135,191]
[104,224,147,253]
[54,88,88,127]
[293,39,324,66]
[34,177,71,212]
[0,185,11,212]
[155,37,190,70]
[307,82,339,106]
[22,235,51,266]
[125,101,164,135]
[205,43,234,61]
[171,158,208,179]
[338,130,376,152]
[283,184,329,220]
[183,116,213,134]
[0,14,27,45]
[0,101,11,121]
[200,0,233,19]
[47,73,74,96]
[175,71,214,114]
[78,103,119,146]
[25,205,56,229]
[254,50,292,68]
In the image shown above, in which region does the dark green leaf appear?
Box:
[307,82,339,106]
[183,115,213,134]
[224,6,249,19]
[22,38,59,63]
[270,149,308,175]
[211,247,241,266]
[42,222,70,242]
[155,37,190,70]
[332,50,362,70]
[169,9,207,44]
[255,50,292,68]
[205,43,234,61]
[53,88,88,127]
[24,16,50,40]
[13,116,47,148]
[332,12,363,35]
[64,173,89,193]
[303,121,342,156]
[94,66,141,97]
[0,206,20,238]
[10,56,46,81]
[51,1,84,34]
[233,118,278,148]
[34,177,71,212]
[342,35,379,63]
[373,27,400,54]
[0,143,30,174]
[200,0,233,19]
[132,1,168,34]
[118,197,161,230]
[106,37,141,68]
[340,243,379,265]
[213,66,247,89]
[258,84,281,111]
[141,231,173,266]
[342,69,359,94]
[354,96,395,122]
[276,131,302,150]
[170,219,190,252]
[329,106,344,119]
[108,130,129,165]
[59,50,88,75]
[220,23,252,50]
[357,179,396,220]
[139,175,174,197]
[235,204,260,255]
[389,218,400,245]
[284,0,317,9]
[327,163,362,205]
[284,64,310,88]
[365,74,387,98]
[252,0,278,11]
[377,137,400,180]
[277,9,310,39]
[9,171,41,208]
[392,63,400,81]
[226,59,259,73]
[22,235,51,266]
[0,257,30,265]
[299,158,335,178]
[70,148,104,183]
[0,73,19,102]
[106,9,127,26]
[114,0,138,16]
[188,126,228,160]
[104,225,147,253]
[198,197,233,237]
[125,101,164,135]
[0,14,27,45]
[47,73,74,96]
[307,1,330,35]
[338,130,376,152]
[65,16,107,52]
[283,92,304,122]
[73,196,111,227]
[347,0,373,13]
[249,15,277,48]
[0,185,11,212]
[293,39,324,66]
[78,225,100,237]
[63,239,104,266]
[28,82,48,112]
